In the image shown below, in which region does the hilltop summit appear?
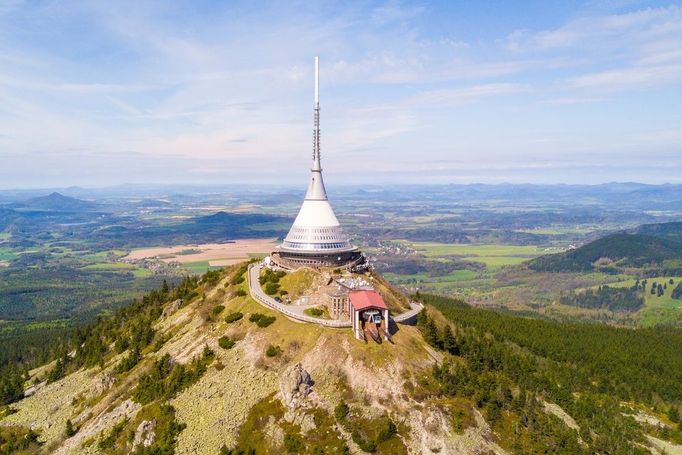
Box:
[0,263,506,454]
[22,192,97,212]
[2,262,681,454]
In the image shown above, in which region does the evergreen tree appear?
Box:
[441,325,458,355]
[424,318,441,349]
[65,419,76,437]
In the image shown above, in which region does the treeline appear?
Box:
[559,286,644,312]
[0,325,73,406]
[0,274,211,408]
[45,277,200,385]
[416,294,682,452]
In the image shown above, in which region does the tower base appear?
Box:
[271,250,366,271]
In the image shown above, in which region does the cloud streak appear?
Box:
[0,1,680,187]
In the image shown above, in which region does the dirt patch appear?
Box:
[123,239,277,264]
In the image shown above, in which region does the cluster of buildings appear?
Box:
[267,57,389,342]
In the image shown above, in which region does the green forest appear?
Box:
[528,233,682,273]
[416,293,682,453]
[559,285,644,312]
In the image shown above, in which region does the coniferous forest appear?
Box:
[416,293,682,453]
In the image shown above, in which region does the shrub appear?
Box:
[114,337,130,353]
[265,345,282,357]
[202,269,222,286]
[308,308,323,316]
[115,348,141,374]
[47,358,66,384]
[225,312,244,323]
[218,336,235,350]
[235,289,247,297]
[264,282,280,295]
[250,313,276,328]
[351,431,376,453]
[376,420,397,443]
[212,305,225,316]
[334,401,349,421]
[284,431,304,453]
[230,275,245,286]
[98,418,128,450]
[133,351,214,405]
[65,419,76,437]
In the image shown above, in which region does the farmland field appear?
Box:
[124,239,277,267]
[408,242,557,269]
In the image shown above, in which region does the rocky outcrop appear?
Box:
[279,363,313,408]
[132,420,156,450]
[92,372,116,397]
[162,299,184,318]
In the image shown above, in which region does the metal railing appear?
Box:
[248,264,351,327]
[247,264,423,327]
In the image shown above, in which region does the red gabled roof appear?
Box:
[348,290,388,311]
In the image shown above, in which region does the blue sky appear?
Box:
[0,0,681,188]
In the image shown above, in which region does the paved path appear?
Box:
[247,264,423,327]
[392,301,424,323]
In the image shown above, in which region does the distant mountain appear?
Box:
[21,192,97,212]
[528,232,682,272]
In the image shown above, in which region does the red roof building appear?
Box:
[348,290,390,342]
[348,290,388,311]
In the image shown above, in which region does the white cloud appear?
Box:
[571,64,682,90]
[0,1,681,187]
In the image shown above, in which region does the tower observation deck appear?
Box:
[272,57,364,270]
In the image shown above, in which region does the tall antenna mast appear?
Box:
[312,56,321,171]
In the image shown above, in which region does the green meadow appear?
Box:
[408,242,550,270]
[596,277,682,327]
[182,261,222,274]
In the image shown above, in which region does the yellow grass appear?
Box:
[123,239,278,264]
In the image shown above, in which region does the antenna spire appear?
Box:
[314,56,319,105]
[312,56,321,171]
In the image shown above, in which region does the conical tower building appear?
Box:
[272,57,364,270]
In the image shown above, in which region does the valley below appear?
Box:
[1,183,682,454]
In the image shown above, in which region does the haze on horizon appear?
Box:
[1,0,681,189]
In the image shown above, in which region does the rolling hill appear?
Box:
[20,192,98,212]
[528,232,682,273]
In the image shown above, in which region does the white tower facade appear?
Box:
[274,57,362,269]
